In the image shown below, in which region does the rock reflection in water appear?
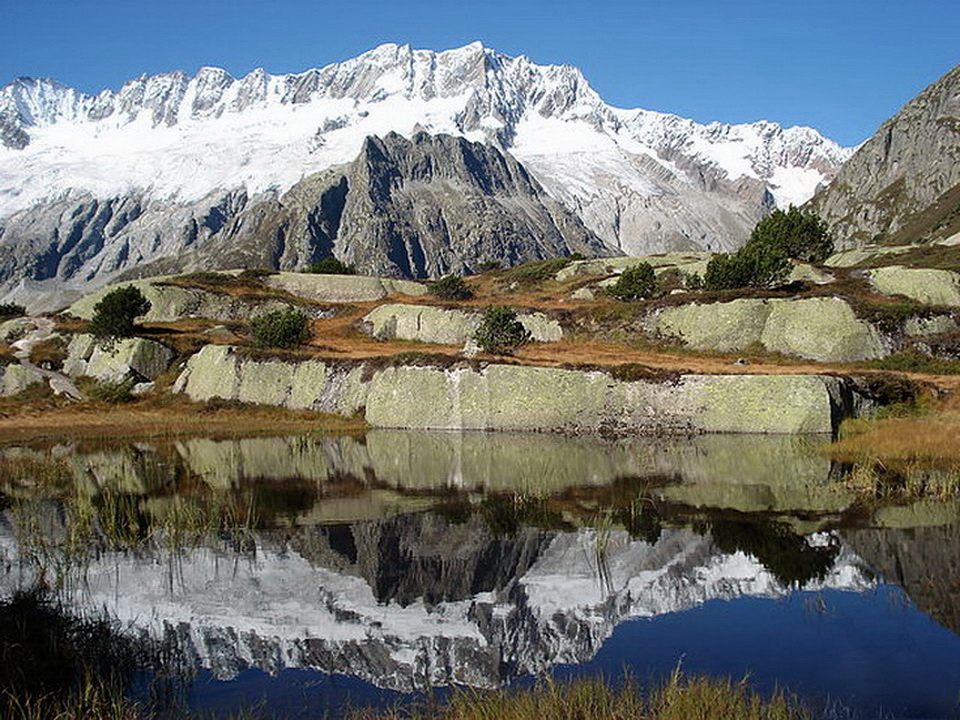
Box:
[0,432,958,710]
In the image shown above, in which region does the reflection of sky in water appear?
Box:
[166,587,960,720]
[2,433,960,719]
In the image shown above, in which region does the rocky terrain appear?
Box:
[810,63,960,247]
[0,43,851,310]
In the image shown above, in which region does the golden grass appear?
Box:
[353,672,808,720]
[829,394,960,467]
[0,393,364,446]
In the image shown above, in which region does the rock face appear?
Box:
[0,363,43,395]
[263,272,427,303]
[867,266,960,306]
[363,304,563,344]
[649,297,889,362]
[173,345,875,435]
[63,334,174,383]
[1,132,605,312]
[0,43,851,310]
[809,64,960,247]
[66,277,299,322]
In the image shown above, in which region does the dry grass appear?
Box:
[829,392,960,467]
[354,672,808,720]
[0,393,364,446]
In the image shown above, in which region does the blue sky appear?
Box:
[2,0,957,146]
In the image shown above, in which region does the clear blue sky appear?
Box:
[2,0,957,146]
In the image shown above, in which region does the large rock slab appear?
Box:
[67,278,293,322]
[174,345,872,435]
[651,296,888,362]
[652,299,771,351]
[264,273,427,303]
[556,253,712,281]
[761,297,887,362]
[0,364,44,395]
[65,333,175,382]
[868,266,960,306]
[363,304,562,344]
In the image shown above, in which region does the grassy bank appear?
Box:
[0,389,365,446]
[354,673,808,720]
[828,393,960,500]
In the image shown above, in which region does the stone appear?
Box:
[652,299,772,351]
[175,344,875,435]
[0,318,34,342]
[0,364,44,395]
[786,263,833,284]
[651,296,888,362]
[571,287,595,300]
[555,253,712,281]
[362,304,563,344]
[904,315,958,337]
[761,297,887,362]
[264,272,428,304]
[83,337,175,383]
[868,266,960,307]
[67,278,294,322]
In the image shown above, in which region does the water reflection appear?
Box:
[0,432,959,716]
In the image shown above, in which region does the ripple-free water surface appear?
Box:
[1,432,958,718]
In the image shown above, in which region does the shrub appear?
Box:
[750,205,833,263]
[473,306,531,355]
[704,243,790,291]
[608,262,656,301]
[430,275,473,301]
[251,307,310,348]
[684,272,704,290]
[0,303,25,318]
[87,286,152,340]
[306,257,356,275]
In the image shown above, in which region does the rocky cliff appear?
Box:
[809,64,960,247]
[0,43,851,309]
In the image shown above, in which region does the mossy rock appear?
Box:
[868,265,960,306]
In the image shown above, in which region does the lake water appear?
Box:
[0,431,958,718]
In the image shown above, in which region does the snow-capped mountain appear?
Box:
[0,43,852,309]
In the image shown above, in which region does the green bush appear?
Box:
[750,205,833,263]
[608,262,656,301]
[704,243,791,291]
[87,286,152,340]
[306,257,356,275]
[251,307,310,348]
[430,275,473,301]
[0,303,26,318]
[474,306,531,355]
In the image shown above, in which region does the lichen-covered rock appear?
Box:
[79,337,175,383]
[67,278,293,322]
[556,253,711,281]
[652,299,772,351]
[868,266,960,306]
[786,263,833,284]
[362,304,562,344]
[652,296,887,362]
[0,317,35,342]
[265,273,427,303]
[904,314,958,337]
[761,297,887,362]
[0,364,44,395]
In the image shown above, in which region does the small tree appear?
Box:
[608,262,656,301]
[431,275,473,301]
[88,286,152,340]
[704,243,791,291]
[750,206,833,263]
[474,306,531,355]
[306,257,356,275]
[0,303,25,318]
[251,307,310,348]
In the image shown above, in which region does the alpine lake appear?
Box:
[1,430,958,719]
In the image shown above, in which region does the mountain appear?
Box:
[0,42,851,308]
[809,64,960,247]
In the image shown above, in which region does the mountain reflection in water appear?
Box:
[0,431,958,717]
